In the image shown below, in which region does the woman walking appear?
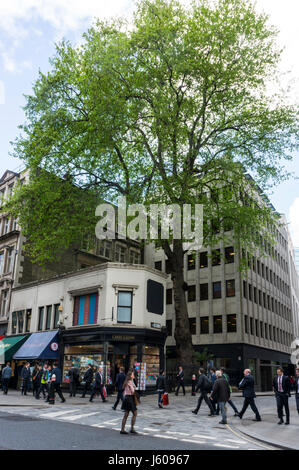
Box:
[120,370,139,435]
[156,370,166,408]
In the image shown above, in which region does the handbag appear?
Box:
[133,391,140,406]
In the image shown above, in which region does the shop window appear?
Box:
[200,317,209,334]
[38,307,44,331]
[187,254,195,270]
[225,246,234,264]
[199,251,208,268]
[73,293,99,326]
[227,314,237,333]
[166,288,173,305]
[189,317,196,335]
[200,283,209,300]
[54,304,60,329]
[63,344,105,383]
[213,281,221,299]
[212,249,221,266]
[142,345,160,386]
[154,261,162,271]
[213,315,222,334]
[25,309,31,333]
[45,305,52,330]
[226,279,235,297]
[166,319,172,336]
[187,285,196,302]
[117,291,132,323]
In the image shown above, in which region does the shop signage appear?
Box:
[112,335,135,341]
[50,342,59,351]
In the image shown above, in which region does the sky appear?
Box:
[0,0,298,243]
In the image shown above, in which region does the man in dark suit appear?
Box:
[21,362,31,396]
[294,368,299,415]
[81,364,94,398]
[273,367,291,425]
[68,364,80,397]
[192,368,214,416]
[238,368,261,421]
[48,363,66,404]
[175,366,185,396]
[112,367,126,410]
[89,367,107,402]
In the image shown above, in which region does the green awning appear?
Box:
[0,335,29,363]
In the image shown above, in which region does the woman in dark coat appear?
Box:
[120,370,139,434]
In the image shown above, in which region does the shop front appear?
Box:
[61,326,166,391]
[0,334,30,389]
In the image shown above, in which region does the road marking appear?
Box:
[225,438,247,444]
[144,427,160,432]
[153,434,179,440]
[192,434,216,440]
[181,439,205,444]
[226,424,275,450]
[214,443,240,449]
[61,412,101,421]
[165,431,190,436]
[40,410,77,418]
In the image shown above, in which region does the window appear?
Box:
[187,254,196,270]
[45,305,52,330]
[11,311,17,334]
[212,249,221,266]
[227,314,237,333]
[38,307,44,331]
[73,293,99,326]
[115,244,127,263]
[250,317,254,335]
[5,248,13,273]
[200,317,209,334]
[117,291,132,323]
[129,249,141,264]
[166,320,172,336]
[260,321,264,338]
[226,280,235,297]
[199,252,208,268]
[0,252,4,274]
[97,240,112,259]
[255,319,259,336]
[189,318,196,335]
[0,290,8,317]
[17,310,24,334]
[200,283,209,300]
[258,290,262,306]
[213,315,222,334]
[257,260,260,274]
[253,287,257,304]
[243,280,247,299]
[54,304,60,329]
[248,284,252,301]
[25,309,31,333]
[154,261,162,271]
[213,281,221,299]
[225,246,234,264]
[245,315,248,334]
[3,218,10,235]
[187,285,196,302]
[166,288,173,305]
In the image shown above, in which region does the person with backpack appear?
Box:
[36,364,50,400]
[192,368,215,416]
[220,367,240,417]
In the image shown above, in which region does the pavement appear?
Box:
[0,389,298,450]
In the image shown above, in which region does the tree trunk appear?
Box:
[164,239,195,367]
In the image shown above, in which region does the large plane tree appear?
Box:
[5,0,298,366]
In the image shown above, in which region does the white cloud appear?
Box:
[289,197,299,247]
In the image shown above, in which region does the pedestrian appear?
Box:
[36,364,50,400]
[32,363,40,397]
[220,367,240,417]
[210,370,230,424]
[120,369,139,434]
[48,362,66,404]
[191,374,197,396]
[273,367,291,425]
[34,365,43,399]
[238,369,261,421]
[112,366,126,410]
[209,368,219,414]
[192,368,215,416]
[68,364,80,397]
[81,364,94,398]
[89,367,107,403]
[156,369,166,408]
[294,368,299,415]
[21,362,31,396]
[2,362,12,395]
[175,366,185,396]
